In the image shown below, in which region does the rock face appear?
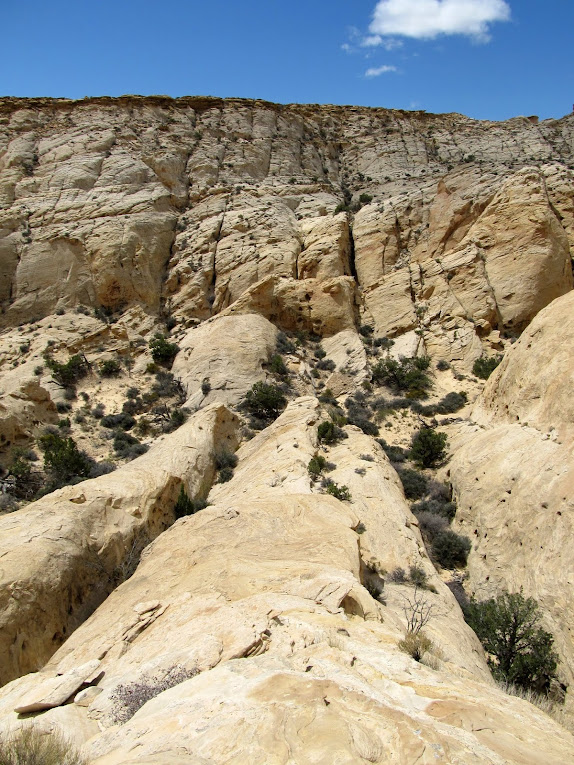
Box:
[0,96,574,761]
[449,291,574,703]
[1,399,573,764]
[0,403,239,685]
[1,97,573,366]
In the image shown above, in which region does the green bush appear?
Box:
[38,432,92,482]
[308,454,327,477]
[317,420,346,444]
[396,468,428,500]
[269,354,288,377]
[241,382,287,424]
[99,359,122,377]
[410,427,448,468]
[399,632,433,662]
[431,530,471,568]
[149,333,179,365]
[473,355,502,380]
[323,480,352,502]
[464,591,558,693]
[173,486,208,519]
[371,356,431,398]
[43,353,89,387]
[0,725,86,765]
[376,438,408,463]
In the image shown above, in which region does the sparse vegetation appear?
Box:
[371,356,431,398]
[110,666,198,723]
[473,354,502,380]
[396,467,428,500]
[0,725,86,765]
[322,479,352,502]
[307,454,327,477]
[99,358,122,377]
[173,485,207,519]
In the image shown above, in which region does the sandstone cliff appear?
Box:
[0,96,573,763]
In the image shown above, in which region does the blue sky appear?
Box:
[2,0,572,121]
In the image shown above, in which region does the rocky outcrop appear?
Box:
[0,403,239,684]
[0,398,572,763]
[449,291,574,704]
[1,97,572,366]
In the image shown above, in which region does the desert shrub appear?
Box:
[216,467,234,483]
[91,403,105,419]
[376,439,408,463]
[173,486,208,519]
[88,461,116,478]
[276,331,296,355]
[436,359,450,371]
[464,591,558,693]
[473,354,502,380]
[43,353,89,388]
[360,453,374,462]
[317,420,346,445]
[412,500,456,522]
[34,365,43,376]
[323,479,351,502]
[359,325,374,337]
[314,346,327,359]
[110,666,198,723]
[435,391,467,414]
[388,567,407,583]
[100,413,136,431]
[364,577,385,600]
[122,398,143,416]
[153,371,185,400]
[408,565,429,589]
[0,725,86,765]
[410,427,448,468]
[373,336,394,349]
[399,632,433,662]
[432,530,471,568]
[348,416,379,436]
[113,431,148,459]
[201,378,211,396]
[396,467,428,500]
[308,454,327,477]
[215,449,238,471]
[359,193,373,205]
[163,408,189,433]
[269,353,288,377]
[38,433,92,483]
[316,358,336,371]
[99,358,121,377]
[371,356,431,398]
[241,382,286,425]
[149,333,179,366]
[318,389,336,405]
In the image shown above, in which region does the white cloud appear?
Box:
[369,0,511,42]
[365,65,398,77]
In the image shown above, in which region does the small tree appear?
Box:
[241,382,286,423]
[38,433,92,482]
[432,530,471,568]
[149,333,179,366]
[464,591,558,693]
[410,427,448,468]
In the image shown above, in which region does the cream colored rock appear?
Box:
[0,399,571,762]
[449,292,574,705]
[14,660,101,713]
[171,313,279,409]
[0,403,239,684]
[222,275,358,337]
